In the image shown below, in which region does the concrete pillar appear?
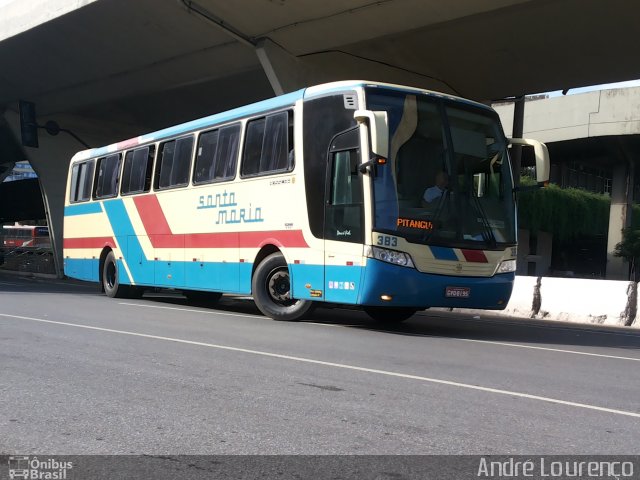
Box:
[2,108,112,278]
[255,38,315,95]
[510,95,525,187]
[606,160,634,279]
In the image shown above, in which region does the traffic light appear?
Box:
[19,100,38,148]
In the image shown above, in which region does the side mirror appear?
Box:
[354,109,389,160]
[508,137,550,184]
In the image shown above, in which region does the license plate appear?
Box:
[445,286,470,298]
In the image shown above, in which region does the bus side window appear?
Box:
[242,118,265,177]
[193,123,240,185]
[156,136,194,189]
[69,160,95,203]
[194,129,220,184]
[94,153,121,199]
[241,111,293,177]
[121,146,154,195]
[215,124,240,180]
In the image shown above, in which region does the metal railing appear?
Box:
[0,246,56,275]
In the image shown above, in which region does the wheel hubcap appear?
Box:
[267,268,295,306]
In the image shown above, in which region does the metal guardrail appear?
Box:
[0,246,56,275]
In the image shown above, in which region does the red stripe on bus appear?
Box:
[184,230,309,249]
[63,237,115,249]
[133,195,173,235]
[116,137,140,151]
[133,194,309,249]
[460,249,488,263]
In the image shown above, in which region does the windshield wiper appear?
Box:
[470,193,497,247]
[421,189,449,243]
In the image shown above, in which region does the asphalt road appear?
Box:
[1,272,639,455]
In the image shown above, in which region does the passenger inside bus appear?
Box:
[395,121,445,209]
[422,171,449,205]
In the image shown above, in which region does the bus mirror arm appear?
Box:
[358,153,387,174]
[508,137,550,184]
[354,109,389,159]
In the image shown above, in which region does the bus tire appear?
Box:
[364,306,417,323]
[252,252,314,321]
[102,250,130,298]
[184,290,222,304]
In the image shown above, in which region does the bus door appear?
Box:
[324,128,366,304]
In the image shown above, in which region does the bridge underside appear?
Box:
[1,0,639,277]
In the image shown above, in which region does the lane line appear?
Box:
[454,338,640,362]
[118,302,264,319]
[304,322,349,328]
[418,311,640,338]
[1,312,639,419]
[121,302,640,363]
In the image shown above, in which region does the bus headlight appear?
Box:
[496,259,516,273]
[370,247,415,268]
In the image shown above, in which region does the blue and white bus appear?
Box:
[63,81,549,321]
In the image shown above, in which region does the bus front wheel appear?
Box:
[364,306,417,323]
[102,251,130,298]
[252,252,314,321]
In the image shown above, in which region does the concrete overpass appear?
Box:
[2,0,640,276]
[494,87,640,279]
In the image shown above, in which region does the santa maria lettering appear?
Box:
[197,191,264,224]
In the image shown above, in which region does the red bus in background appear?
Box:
[1,225,51,249]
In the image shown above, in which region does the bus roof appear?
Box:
[70,80,494,163]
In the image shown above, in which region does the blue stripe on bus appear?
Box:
[324,264,364,304]
[101,199,141,285]
[290,263,325,301]
[64,258,99,282]
[64,255,254,294]
[64,253,515,309]
[429,246,458,261]
[64,203,102,216]
[98,198,252,291]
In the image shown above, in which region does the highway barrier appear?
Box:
[452,276,638,327]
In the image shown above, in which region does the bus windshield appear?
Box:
[366,88,516,248]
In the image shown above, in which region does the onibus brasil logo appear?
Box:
[8,456,73,479]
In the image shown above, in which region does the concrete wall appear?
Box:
[516,229,552,277]
[494,87,640,142]
[0,0,99,43]
[453,275,638,328]
[496,87,640,280]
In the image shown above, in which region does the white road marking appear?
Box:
[118,302,264,319]
[1,312,639,419]
[454,337,640,362]
[121,302,640,362]
[423,312,640,338]
[304,322,345,328]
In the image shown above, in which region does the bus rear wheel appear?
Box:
[252,252,314,321]
[102,250,131,299]
[364,306,417,323]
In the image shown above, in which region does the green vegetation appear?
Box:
[613,228,640,280]
[517,180,611,241]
